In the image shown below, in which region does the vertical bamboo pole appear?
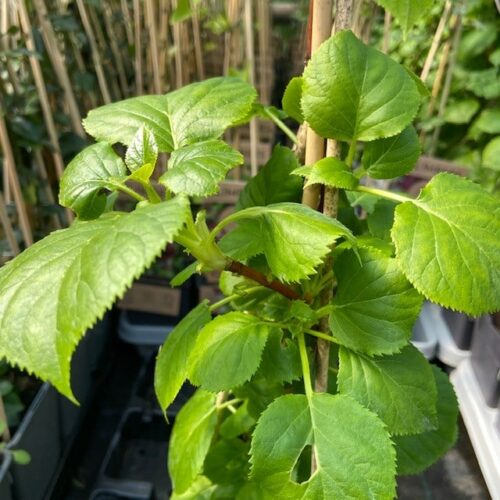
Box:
[382,11,391,53]
[0,192,20,256]
[145,0,162,93]
[0,395,11,442]
[120,0,135,47]
[133,0,143,95]
[171,0,184,89]
[257,0,271,105]
[0,113,33,247]
[244,0,258,176]
[420,0,452,82]
[32,0,86,137]
[76,0,112,104]
[191,0,205,80]
[33,150,61,230]
[158,0,170,88]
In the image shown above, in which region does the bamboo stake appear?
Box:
[158,0,170,88]
[0,395,11,442]
[120,0,134,47]
[0,192,20,256]
[382,10,391,53]
[145,0,162,93]
[76,0,112,104]
[302,0,332,210]
[0,112,33,246]
[103,2,129,97]
[191,0,205,80]
[133,0,143,95]
[256,0,271,105]
[33,150,61,230]
[171,0,184,89]
[429,13,463,155]
[420,0,452,82]
[32,0,85,137]
[244,0,258,176]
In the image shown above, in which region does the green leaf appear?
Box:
[375,0,433,34]
[220,401,256,439]
[12,450,31,465]
[154,302,211,411]
[233,376,284,419]
[293,157,358,189]
[83,78,257,152]
[338,345,438,435]
[346,190,379,213]
[443,99,480,125]
[458,25,497,61]
[219,203,354,282]
[466,69,500,100]
[258,329,301,383]
[472,108,500,135]
[392,173,500,315]
[250,393,396,498]
[330,250,422,355]
[169,390,217,494]
[302,30,421,142]
[0,197,189,401]
[394,366,458,475]
[171,261,199,287]
[236,145,303,210]
[167,77,257,149]
[361,126,420,179]
[170,476,216,500]
[282,77,304,123]
[171,0,192,23]
[204,438,249,486]
[483,137,500,171]
[188,312,271,391]
[83,95,173,151]
[125,126,158,172]
[59,142,127,220]
[367,199,396,240]
[160,139,243,197]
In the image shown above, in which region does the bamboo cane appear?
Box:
[382,10,391,53]
[145,0,162,93]
[76,0,112,104]
[420,0,452,82]
[158,0,170,88]
[103,2,130,97]
[191,0,205,80]
[0,395,10,442]
[0,191,20,256]
[32,0,85,137]
[0,112,33,247]
[133,0,143,95]
[171,0,184,89]
[120,0,135,47]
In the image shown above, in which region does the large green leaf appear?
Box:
[375,0,433,34]
[125,126,158,172]
[160,139,243,197]
[0,197,189,400]
[169,390,217,494]
[236,145,303,210]
[154,302,211,412]
[83,77,256,152]
[361,126,420,179]
[250,393,396,498]
[302,30,421,142]
[83,95,173,151]
[293,157,358,189]
[188,312,271,391]
[394,366,458,475]
[338,345,437,435]
[219,203,354,282]
[330,250,422,355]
[166,77,257,149]
[392,173,500,315]
[59,142,127,219]
[443,99,480,125]
[483,137,500,171]
[282,77,304,123]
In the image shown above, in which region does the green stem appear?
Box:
[314,305,333,318]
[345,140,357,167]
[305,328,338,344]
[217,398,242,411]
[111,182,147,202]
[143,182,162,203]
[354,185,413,204]
[209,286,263,312]
[297,333,313,401]
[263,107,299,145]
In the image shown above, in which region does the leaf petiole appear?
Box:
[304,328,339,344]
[209,286,263,312]
[353,185,413,204]
[217,398,242,411]
[262,107,299,145]
[297,333,314,400]
[108,181,147,203]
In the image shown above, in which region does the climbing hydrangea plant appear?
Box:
[0,31,499,498]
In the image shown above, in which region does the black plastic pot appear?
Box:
[471,315,500,408]
[59,316,112,446]
[0,453,13,500]
[442,308,475,350]
[7,383,61,500]
[90,408,172,500]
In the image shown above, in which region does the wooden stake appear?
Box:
[171,0,184,89]
[133,0,143,95]
[420,0,452,82]
[120,0,135,47]
[0,112,33,246]
[145,0,162,93]
[0,395,11,442]
[76,0,112,103]
[382,10,391,53]
[0,191,20,256]
[32,0,85,137]
[191,1,205,80]
[158,0,170,88]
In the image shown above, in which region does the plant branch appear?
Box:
[298,333,313,401]
[209,286,263,312]
[354,185,412,203]
[227,261,305,301]
[262,107,299,145]
[305,328,339,344]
